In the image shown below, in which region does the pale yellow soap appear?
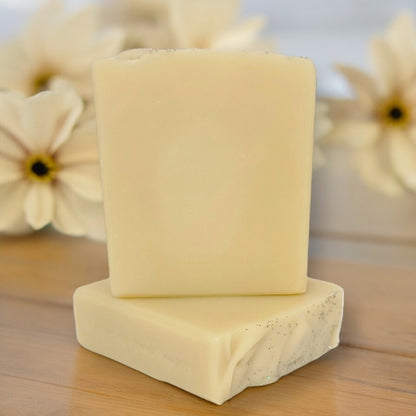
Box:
[93,49,316,297]
[74,278,343,405]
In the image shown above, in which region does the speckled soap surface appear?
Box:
[74,278,343,405]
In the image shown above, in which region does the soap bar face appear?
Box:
[74,278,343,405]
[93,49,316,297]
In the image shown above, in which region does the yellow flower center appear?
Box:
[24,154,58,182]
[379,98,410,127]
[32,71,55,93]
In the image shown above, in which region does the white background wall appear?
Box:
[1,0,416,267]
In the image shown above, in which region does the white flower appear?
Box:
[313,101,333,168]
[0,88,105,241]
[168,0,269,50]
[0,0,124,99]
[101,0,175,49]
[102,0,271,51]
[328,12,416,196]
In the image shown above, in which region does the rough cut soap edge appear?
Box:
[92,49,316,90]
[74,279,343,405]
[217,281,344,404]
[98,47,316,64]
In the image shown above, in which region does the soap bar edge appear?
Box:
[73,278,343,405]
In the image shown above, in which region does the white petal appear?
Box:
[55,120,99,165]
[24,182,54,229]
[0,91,28,159]
[77,101,96,124]
[386,13,416,86]
[55,183,106,241]
[16,1,123,100]
[171,0,240,48]
[52,185,85,236]
[0,180,30,232]
[0,39,33,95]
[387,13,416,47]
[22,89,82,153]
[44,5,98,66]
[389,129,416,191]
[57,163,102,201]
[50,74,92,103]
[123,22,173,49]
[355,143,404,196]
[247,37,276,52]
[0,130,25,164]
[87,28,125,61]
[211,16,266,50]
[48,77,77,94]
[62,74,93,100]
[49,28,124,76]
[330,119,381,147]
[335,64,378,112]
[50,91,84,153]
[369,39,399,97]
[0,156,23,184]
[20,0,63,62]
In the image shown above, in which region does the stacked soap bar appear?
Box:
[74,49,344,405]
[74,278,343,405]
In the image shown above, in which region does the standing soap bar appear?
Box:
[93,49,316,297]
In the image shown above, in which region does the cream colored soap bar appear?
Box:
[93,49,316,297]
[74,278,343,405]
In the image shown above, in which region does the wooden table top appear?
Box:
[1,230,415,415]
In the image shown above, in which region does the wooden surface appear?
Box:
[1,230,415,415]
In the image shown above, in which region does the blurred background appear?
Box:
[1,0,416,268]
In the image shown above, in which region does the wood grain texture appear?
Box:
[0,231,415,415]
[0,230,108,306]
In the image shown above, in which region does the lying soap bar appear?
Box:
[74,278,343,405]
[93,49,316,297]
